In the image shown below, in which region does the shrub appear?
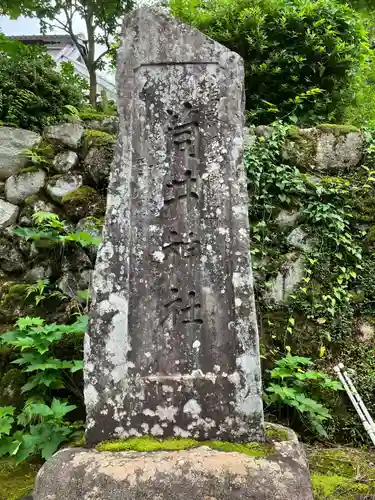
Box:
[171,0,368,125]
[0,35,86,130]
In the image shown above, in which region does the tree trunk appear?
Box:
[89,68,97,107]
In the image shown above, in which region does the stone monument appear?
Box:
[33,9,313,500]
[84,6,264,444]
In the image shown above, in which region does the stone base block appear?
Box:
[33,429,313,500]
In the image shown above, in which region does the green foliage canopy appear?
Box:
[0,34,85,130]
[171,0,369,125]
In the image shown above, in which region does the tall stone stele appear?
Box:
[84,7,264,444]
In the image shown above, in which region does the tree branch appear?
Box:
[94,47,112,66]
[60,4,89,66]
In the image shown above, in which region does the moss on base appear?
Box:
[62,185,97,204]
[264,424,289,442]
[79,111,114,121]
[0,458,39,500]
[96,436,274,457]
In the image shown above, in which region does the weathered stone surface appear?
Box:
[268,255,305,303]
[83,146,114,187]
[44,123,84,150]
[18,196,58,227]
[85,9,264,444]
[25,265,52,282]
[61,247,93,273]
[287,226,312,251]
[57,272,79,299]
[61,186,106,221]
[33,429,313,500]
[5,169,46,205]
[282,127,363,173]
[86,116,119,135]
[254,125,274,139]
[275,210,300,228]
[0,237,26,273]
[358,321,375,342]
[53,150,79,173]
[0,127,41,181]
[0,200,19,229]
[45,173,83,204]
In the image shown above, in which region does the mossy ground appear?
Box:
[0,458,40,500]
[306,445,375,499]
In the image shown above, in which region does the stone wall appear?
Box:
[246,123,375,442]
[0,118,117,409]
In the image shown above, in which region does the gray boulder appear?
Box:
[0,127,41,180]
[45,173,83,204]
[61,247,92,273]
[275,210,301,228]
[53,151,79,173]
[86,116,119,135]
[18,196,58,227]
[0,237,26,272]
[5,169,46,205]
[25,265,52,282]
[33,428,313,500]
[268,255,305,303]
[282,126,363,173]
[76,217,103,261]
[287,226,313,251]
[57,272,78,298]
[83,146,113,186]
[44,123,84,150]
[0,200,19,230]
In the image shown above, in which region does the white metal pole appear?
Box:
[338,363,375,434]
[333,365,375,446]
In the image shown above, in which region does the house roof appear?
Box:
[8,34,75,45]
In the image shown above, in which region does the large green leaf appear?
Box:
[21,371,64,393]
[0,414,15,436]
[50,399,77,421]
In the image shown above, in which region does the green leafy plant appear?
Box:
[0,314,87,463]
[25,279,65,306]
[265,354,342,436]
[1,316,86,396]
[0,398,77,462]
[13,211,101,249]
[0,34,84,130]
[172,0,368,125]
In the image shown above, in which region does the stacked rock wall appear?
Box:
[0,119,116,408]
